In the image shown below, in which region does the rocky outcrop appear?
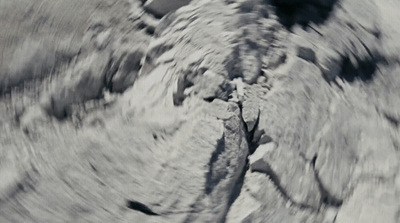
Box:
[0,0,400,222]
[249,142,322,209]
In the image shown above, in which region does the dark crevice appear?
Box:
[224,161,248,223]
[311,155,317,167]
[251,128,273,147]
[88,162,98,173]
[47,97,69,121]
[205,136,226,194]
[126,199,159,216]
[384,113,399,128]
[333,214,338,223]
[152,133,158,140]
[228,162,248,206]
[223,105,258,222]
[252,167,315,210]
[137,21,147,30]
[331,79,345,92]
[145,11,164,20]
[203,97,216,103]
[174,65,234,106]
[108,51,144,93]
[311,155,343,207]
[203,83,234,103]
[104,57,119,92]
[242,151,339,211]
[270,0,338,29]
[145,26,156,35]
[247,107,262,155]
[337,56,377,83]
[173,75,194,106]
[306,24,323,36]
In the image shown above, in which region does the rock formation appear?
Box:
[0,0,400,222]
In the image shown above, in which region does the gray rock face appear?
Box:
[297,46,316,63]
[249,142,277,172]
[242,98,260,132]
[249,142,322,209]
[111,50,144,93]
[1,0,400,222]
[336,183,400,223]
[185,100,249,222]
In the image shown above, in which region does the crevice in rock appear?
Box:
[224,161,249,223]
[205,136,226,194]
[144,10,164,20]
[203,97,216,103]
[145,26,156,35]
[246,107,262,155]
[47,97,69,121]
[103,57,120,92]
[222,105,255,222]
[311,155,343,208]
[383,113,399,128]
[137,21,147,30]
[106,50,144,93]
[173,79,194,106]
[252,166,316,210]
[251,128,273,148]
[126,199,159,216]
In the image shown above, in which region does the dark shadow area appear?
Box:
[205,137,226,194]
[145,26,156,35]
[322,52,383,86]
[252,166,316,210]
[384,113,399,128]
[172,78,193,106]
[224,161,248,223]
[126,199,159,216]
[338,57,377,83]
[270,0,338,29]
[311,155,343,207]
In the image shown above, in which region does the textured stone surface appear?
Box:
[242,98,260,132]
[249,142,322,208]
[1,0,400,222]
[336,183,400,223]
